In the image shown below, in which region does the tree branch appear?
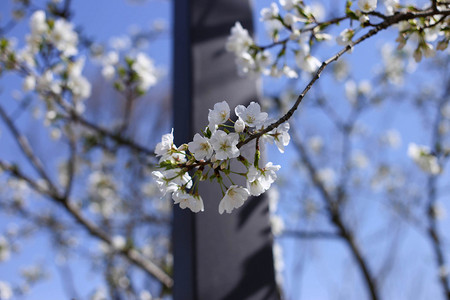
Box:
[238,7,450,149]
[290,126,380,300]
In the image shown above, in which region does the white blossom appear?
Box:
[337,29,355,46]
[247,166,268,196]
[408,143,441,175]
[383,0,399,15]
[210,131,240,160]
[188,133,213,160]
[279,0,301,11]
[260,3,279,21]
[282,65,298,78]
[101,51,119,80]
[22,75,36,92]
[208,101,230,131]
[67,57,91,100]
[269,122,290,153]
[270,214,285,236]
[295,51,321,73]
[261,162,281,185]
[152,170,179,196]
[283,13,302,26]
[112,235,126,250]
[155,129,175,162]
[247,163,280,196]
[358,0,377,12]
[219,185,250,214]
[235,101,268,128]
[50,19,78,56]
[132,53,158,92]
[172,190,204,213]
[234,117,246,133]
[226,22,253,55]
[0,281,12,300]
[29,10,48,36]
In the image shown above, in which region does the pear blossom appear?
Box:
[247,166,268,196]
[270,214,285,236]
[235,101,268,128]
[337,29,355,46]
[210,131,240,160]
[279,0,301,11]
[188,133,213,160]
[260,3,279,21]
[208,101,230,131]
[155,129,175,162]
[225,22,253,55]
[22,75,36,91]
[283,13,303,26]
[384,0,399,15]
[247,163,280,196]
[172,190,204,213]
[132,53,158,92]
[265,19,283,38]
[219,185,250,214]
[37,70,62,96]
[101,51,119,80]
[162,169,192,188]
[261,162,281,185]
[235,52,256,75]
[0,281,12,300]
[152,170,180,196]
[270,122,290,153]
[407,143,441,175]
[358,0,377,13]
[112,235,126,250]
[50,19,78,56]
[295,51,321,73]
[29,10,48,36]
[282,65,298,78]
[67,57,91,100]
[234,117,246,133]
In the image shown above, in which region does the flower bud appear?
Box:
[234,117,245,133]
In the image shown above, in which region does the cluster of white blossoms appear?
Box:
[101,51,159,94]
[9,10,91,102]
[408,143,442,175]
[226,0,449,81]
[225,0,327,78]
[153,101,289,214]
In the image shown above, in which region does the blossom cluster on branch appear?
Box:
[152,101,289,214]
[225,0,449,79]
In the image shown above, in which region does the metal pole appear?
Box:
[173,1,279,299]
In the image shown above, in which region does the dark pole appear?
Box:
[173,0,279,299]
